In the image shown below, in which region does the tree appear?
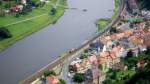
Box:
[4,2,11,9]
[137,0,150,10]
[43,70,56,77]
[0,1,2,5]
[59,79,66,84]
[98,64,103,70]
[20,4,32,15]
[73,73,84,83]
[110,27,118,34]
[126,50,133,58]
[145,46,150,55]
[84,49,88,53]
[0,27,12,39]
[50,7,56,15]
[79,53,87,59]
[15,12,20,18]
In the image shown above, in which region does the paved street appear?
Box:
[58,53,81,84]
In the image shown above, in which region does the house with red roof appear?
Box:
[46,76,59,84]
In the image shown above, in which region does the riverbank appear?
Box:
[0,0,67,51]
[96,0,119,31]
[21,0,124,83]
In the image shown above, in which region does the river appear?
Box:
[0,0,114,84]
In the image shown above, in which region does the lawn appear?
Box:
[96,19,110,31]
[0,0,67,50]
[96,0,119,31]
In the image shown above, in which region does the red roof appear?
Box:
[46,76,59,84]
[74,63,81,69]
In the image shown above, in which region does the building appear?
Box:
[88,54,98,64]
[84,66,105,84]
[69,60,82,72]
[46,76,59,84]
[126,0,139,14]
[69,58,92,73]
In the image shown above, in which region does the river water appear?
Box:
[0,0,114,83]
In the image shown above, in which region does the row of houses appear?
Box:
[68,18,150,84]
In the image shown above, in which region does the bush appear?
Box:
[43,70,56,77]
[21,5,32,15]
[98,64,103,70]
[110,27,118,34]
[4,3,11,9]
[84,49,88,53]
[73,73,85,83]
[0,27,12,39]
[59,79,66,84]
[15,12,20,18]
[145,46,150,55]
[0,1,2,5]
[79,53,87,59]
[137,0,150,10]
[50,7,56,15]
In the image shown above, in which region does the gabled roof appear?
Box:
[129,36,144,45]
[46,76,59,84]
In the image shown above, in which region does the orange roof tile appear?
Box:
[124,30,133,37]
[129,36,144,45]
[46,76,59,84]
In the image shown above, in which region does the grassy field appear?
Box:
[96,0,119,31]
[96,19,111,31]
[0,0,67,50]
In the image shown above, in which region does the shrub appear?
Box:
[4,3,11,9]
[79,53,87,59]
[0,1,2,5]
[59,79,66,84]
[43,70,56,77]
[84,49,88,53]
[73,73,85,83]
[98,64,103,70]
[50,7,56,15]
[15,12,20,18]
[0,27,12,39]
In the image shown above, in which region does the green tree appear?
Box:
[50,7,56,15]
[43,70,56,77]
[110,27,118,34]
[73,73,85,83]
[145,46,150,55]
[15,12,20,18]
[126,50,133,58]
[98,64,103,70]
[4,2,11,9]
[0,1,2,5]
[137,0,150,10]
[84,49,88,53]
[0,27,12,39]
[79,53,87,59]
[59,79,66,84]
